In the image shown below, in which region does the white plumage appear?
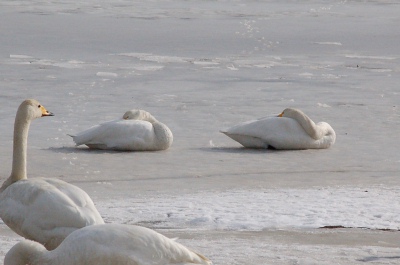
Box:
[70,109,173,151]
[5,224,212,265]
[221,108,336,150]
[0,99,104,250]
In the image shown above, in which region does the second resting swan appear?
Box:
[70,109,173,151]
[0,99,104,250]
[5,223,212,265]
[221,108,336,150]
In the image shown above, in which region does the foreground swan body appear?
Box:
[70,109,173,151]
[0,99,104,250]
[221,108,336,150]
[5,224,212,265]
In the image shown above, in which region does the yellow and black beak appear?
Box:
[277,112,283,117]
[40,105,54,117]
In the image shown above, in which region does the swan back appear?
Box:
[5,224,212,265]
[0,178,104,250]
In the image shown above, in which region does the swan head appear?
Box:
[277,108,302,118]
[123,109,143,120]
[123,109,156,122]
[17,99,54,121]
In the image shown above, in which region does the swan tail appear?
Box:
[186,250,212,265]
[195,251,212,264]
[67,134,81,146]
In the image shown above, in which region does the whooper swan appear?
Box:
[0,99,104,250]
[5,223,212,265]
[221,108,336,150]
[70,109,173,151]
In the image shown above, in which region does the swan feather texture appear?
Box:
[0,99,104,250]
[5,224,212,265]
[221,108,336,150]
[0,178,104,249]
[70,109,173,151]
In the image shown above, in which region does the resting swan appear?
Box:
[70,109,173,151]
[221,108,336,150]
[5,223,212,265]
[0,99,104,250]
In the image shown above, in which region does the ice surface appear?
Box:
[96,186,400,231]
[0,0,399,264]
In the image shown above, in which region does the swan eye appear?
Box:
[38,105,41,108]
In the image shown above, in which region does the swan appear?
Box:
[70,109,173,151]
[0,99,104,250]
[221,108,336,150]
[5,223,212,265]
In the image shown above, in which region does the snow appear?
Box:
[97,186,400,231]
[0,0,400,264]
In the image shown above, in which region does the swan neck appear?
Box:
[295,112,321,140]
[152,122,173,150]
[10,111,31,182]
[144,113,157,123]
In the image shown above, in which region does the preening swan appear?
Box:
[0,99,104,250]
[5,224,212,265]
[70,109,173,151]
[221,108,336,150]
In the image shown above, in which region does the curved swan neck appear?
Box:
[152,121,173,150]
[142,112,157,123]
[298,113,321,140]
[9,108,31,182]
[284,109,322,140]
[139,112,173,150]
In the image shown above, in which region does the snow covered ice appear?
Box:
[0,0,399,264]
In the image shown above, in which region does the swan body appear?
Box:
[5,224,212,265]
[70,109,173,151]
[221,108,336,150]
[0,99,104,250]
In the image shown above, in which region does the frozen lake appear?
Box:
[0,1,399,264]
